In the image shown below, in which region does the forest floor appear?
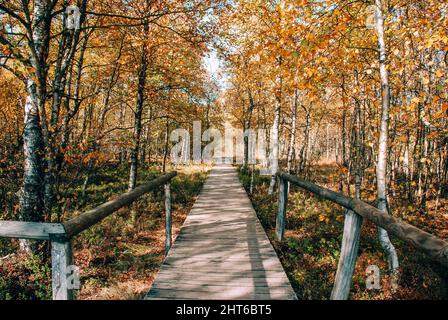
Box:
[0,163,210,300]
[239,163,448,300]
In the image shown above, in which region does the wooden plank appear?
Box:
[178,230,268,236]
[168,243,274,249]
[164,247,278,256]
[173,240,272,246]
[178,226,268,233]
[160,259,287,269]
[175,233,269,239]
[150,283,294,292]
[174,235,271,241]
[152,272,291,283]
[155,273,290,282]
[0,221,66,240]
[151,282,292,289]
[146,288,297,300]
[161,258,288,271]
[164,257,282,265]
[146,164,296,300]
[161,265,287,274]
[153,275,291,285]
[164,254,281,262]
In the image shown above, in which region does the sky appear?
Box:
[203,49,229,91]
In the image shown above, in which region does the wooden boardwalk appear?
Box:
[145,164,297,300]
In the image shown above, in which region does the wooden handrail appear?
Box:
[277,172,448,267]
[0,171,177,300]
[0,221,65,240]
[63,171,177,238]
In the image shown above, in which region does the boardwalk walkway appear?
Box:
[145,164,297,300]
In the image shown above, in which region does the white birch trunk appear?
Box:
[375,0,400,277]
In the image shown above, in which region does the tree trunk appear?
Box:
[63,31,89,149]
[268,58,282,194]
[162,120,169,173]
[375,0,400,277]
[19,0,52,224]
[128,24,149,191]
[403,131,411,200]
[45,1,87,218]
[298,106,310,175]
[287,89,298,174]
[244,89,255,169]
[20,82,46,222]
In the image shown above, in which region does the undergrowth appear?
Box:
[238,165,447,300]
[0,164,208,300]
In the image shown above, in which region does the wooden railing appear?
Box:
[275,171,448,300]
[0,171,177,300]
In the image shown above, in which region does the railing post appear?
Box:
[275,175,288,241]
[50,234,75,300]
[164,182,172,255]
[330,210,363,300]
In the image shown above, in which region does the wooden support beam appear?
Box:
[164,182,172,255]
[275,177,288,241]
[63,172,177,238]
[278,172,448,267]
[50,235,75,300]
[331,210,363,300]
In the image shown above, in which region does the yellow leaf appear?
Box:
[411,97,421,104]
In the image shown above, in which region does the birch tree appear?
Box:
[374,0,400,275]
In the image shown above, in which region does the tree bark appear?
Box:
[287,89,298,174]
[19,0,52,223]
[243,89,255,169]
[162,120,170,173]
[375,0,400,276]
[20,82,45,222]
[128,24,149,191]
[298,106,310,175]
[268,69,282,194]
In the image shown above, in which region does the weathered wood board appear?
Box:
[0,221,65,240]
